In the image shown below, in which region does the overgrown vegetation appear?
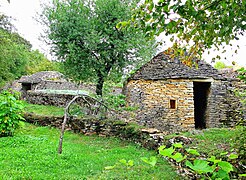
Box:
[19,101,246,179]
[161,128,246,179]
[158,143,240,179]
[0,90,24,137]
[0,123,179,179]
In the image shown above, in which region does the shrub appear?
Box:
[0,90,24,137]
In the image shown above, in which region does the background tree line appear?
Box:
[0,13,59,87]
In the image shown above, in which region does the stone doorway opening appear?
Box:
[22,83,32,92]
[193,82,211,129]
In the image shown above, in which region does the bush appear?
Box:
[0,90,24,137]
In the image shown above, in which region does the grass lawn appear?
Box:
[23,102,64,117]
[0,123,180,180]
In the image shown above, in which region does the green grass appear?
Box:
[0,123,180,180]
[24,102,64,117]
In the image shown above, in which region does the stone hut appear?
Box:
[123,52,244,133]
[17,71,96,105]
[18,71,65,94]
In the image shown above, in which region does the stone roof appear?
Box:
[129,52,226,80]
[18,71,65,84]
[218,68,239,79]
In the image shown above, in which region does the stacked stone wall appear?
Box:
[205,80,228,128]
[205,79,245,128]
[36,81,96,93]
[24,113,168,150]
[25,91,77,107]
[125,79,195,133]
[125,78,244,132]
[224,80,246,126]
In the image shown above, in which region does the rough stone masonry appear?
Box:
[123,52,245,133]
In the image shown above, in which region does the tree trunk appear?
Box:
[96,72,104,96]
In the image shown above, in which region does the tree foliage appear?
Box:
[0,13,59,87]
[0,28,29,86]
[121,0,246,64]
[42,0,156,95]
[25,50,61,74]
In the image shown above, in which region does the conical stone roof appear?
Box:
[129,52,225,80]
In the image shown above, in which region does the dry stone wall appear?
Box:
[125,78,245,133]
[24,113,169,150]
[125,79,195,133]
[224,80,246,126]
[25,91,75,107]
[205,80,228,128]
[35,81,96,93]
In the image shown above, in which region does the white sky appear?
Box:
[0,0,245,66]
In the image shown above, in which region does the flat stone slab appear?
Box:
[141,128,160,134]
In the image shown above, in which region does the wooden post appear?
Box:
[57,94,112,154]
[58,95,79,154]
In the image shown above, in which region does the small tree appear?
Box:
[42,0,156,96]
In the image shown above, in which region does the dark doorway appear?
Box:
[22,83,32,93]
[193,82,211,129]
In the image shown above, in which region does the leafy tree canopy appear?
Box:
[25,50,61,75]
[0,13,58,87]
[119,0,246,65]
[42,0,156,95]
[0,28,28,86]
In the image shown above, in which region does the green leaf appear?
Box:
[208,156,221,164]
[158,145,166,151]
[159,147,174,157]
[185,160,214,174]
[171,153,186,163]
[163,4,169,12]
[128,160,134,167]
[186,148,200,156]
[119,159,127,166]
[220,152,228,156]
[148,2,154,11]
[218,161,234,173]
[215,169,230,180]
[141,156,157,167]
[173,143,183,148]
[228,153,238,160]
